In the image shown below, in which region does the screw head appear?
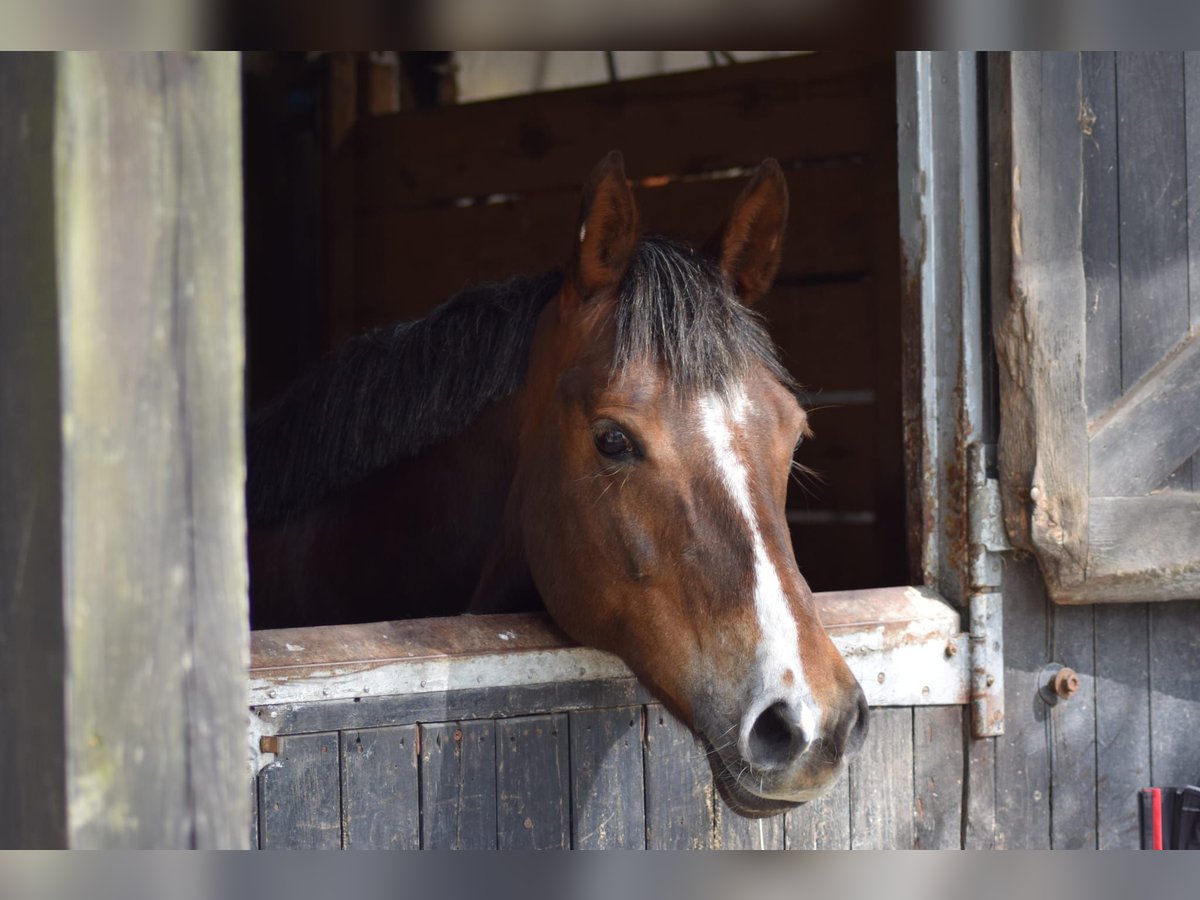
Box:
[1054,667,1080,700]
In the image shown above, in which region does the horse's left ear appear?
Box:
[565,150,639,307]
[705,158,789,307]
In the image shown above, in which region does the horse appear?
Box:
[247,151,868,815]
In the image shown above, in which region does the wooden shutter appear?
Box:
[992,52,1200,603]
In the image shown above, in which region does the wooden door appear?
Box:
[992,52,1200,603]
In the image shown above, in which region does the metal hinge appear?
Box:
[967,443,1007,737]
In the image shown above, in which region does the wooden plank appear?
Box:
[912,706,964,849]
[53,53,248,849]
[355,53,890,210]
[716,798,785,850]
[340,725,420,849]
[1188,52,1200,335]
[1076,495,1200,602]
[1116,52,1191,491]
[849,707,914,849]
[993,556,1051,848]
[258,732,341,849]
[352,164,872,330]
[251,778,260,850]
[569,707,645,849]
[1089,332,1200,496]
[642,704,713,850]
[785,775,851,849]
[419,720,498,849]
[1049,604,1098,849]
[1148,601,1200,788]
[1082,52,1122,419]
[792,402,880,514]
[993,52,1091,589]
[496,714,571,850]
[1094,604,1150,849]
[963,737,996,849]
[254,677,650,736]
[760,282,877,392]
[0,52,67,850]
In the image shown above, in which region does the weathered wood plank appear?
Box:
[1117,51,1192,491]
[642,704,713,850]
[1148,601,1200,788]
[1076,495,1200,602]
[993,52,1091,590]
[1089,332,1200,496]
[785,775,851,849]
[0,52,68,850]
[1049,604,1098,848]
[849,707,914,849]
[340,725,420,849]
[1082,52,1122,420]
[1188,52,1200,335]
[1094,604,1150,849]
[496,714,571,850]
[52,52,248,849]
[355,53,889,210]
[254,677,650,736]
[716,800,785,850]
[250,778,260,850]
[912,706,964,849]
[569,707,645,849]
[964,736,996,849]
[994,556,1051,849]
[258,732,341,849]
[419,720,498,849]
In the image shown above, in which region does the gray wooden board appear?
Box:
[0,53,67,849]
[785,774,851,849]
[642,703,713,849]
[1083,51,1122,420]
[1149,601,1200,788]
[716,798,785,850]
[964,736,997,850]
[1188,52,1200,335]
[912,706,964,849]
[251,777,259,850]
[1049,603,1098,848]
[569,707,646,849]
[849,707,914,849]
[254,677,651,736]
[419,720,498,849]
[340,725,420,849]
[993,557,1051,849]
[258,731,341,849]
[1094,603,1151,849]
[1116,52,1192,491]
[496,714,570,850]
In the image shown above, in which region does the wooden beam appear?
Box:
[0,53,249,848]
[1089,331,1200,496]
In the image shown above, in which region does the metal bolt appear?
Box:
[877,672,886,683]
[986,675,995,687]
[945,641,958,658]
[267,689,276,699]
[259,735,281,754]
[1053,667,1080,700]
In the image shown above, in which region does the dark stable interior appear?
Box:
[242,51,907,628]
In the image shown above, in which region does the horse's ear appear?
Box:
[705,158,788,307]
[566,150,639,306]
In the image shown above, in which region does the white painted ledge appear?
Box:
[249,585,968,709]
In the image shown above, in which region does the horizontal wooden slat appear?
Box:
[250,586,967,712]
[1052,494,1200,603]
[762,281,877,392]
[1088,331,1200,496]
[352,164,872,330]
[354,53,889,211]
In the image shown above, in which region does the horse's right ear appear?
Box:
[565,151,639,307]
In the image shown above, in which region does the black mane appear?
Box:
[247,237,793,525]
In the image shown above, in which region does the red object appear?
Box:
[1151,787,1163,850]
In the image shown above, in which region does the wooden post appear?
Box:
[0,52,249,849]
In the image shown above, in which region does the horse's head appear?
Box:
[511,152,868,816]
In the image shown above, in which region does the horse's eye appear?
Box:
[595,428,634,458]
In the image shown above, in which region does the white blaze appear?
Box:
[698,389,819,739]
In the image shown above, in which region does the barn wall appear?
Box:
[990,52,1200,850]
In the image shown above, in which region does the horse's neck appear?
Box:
[249,399,532,629]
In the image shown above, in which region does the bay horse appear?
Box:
[247,152,868,815]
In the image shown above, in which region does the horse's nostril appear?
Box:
[839,688,870,756]
[745,701,806,770]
